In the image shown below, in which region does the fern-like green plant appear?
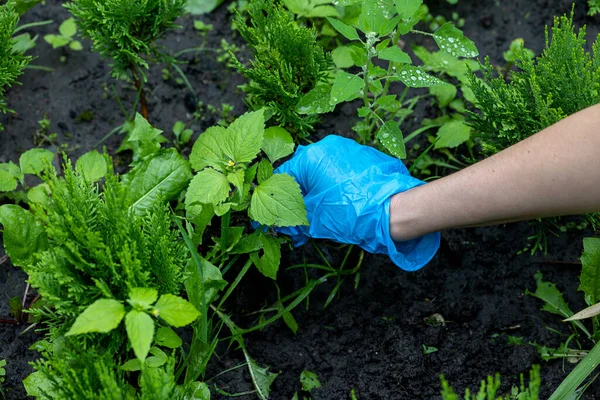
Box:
[0,1,32,131]
[231,0,332,138]
[589,0,600,15]
[64,0,187,120]
[468,9,600,155]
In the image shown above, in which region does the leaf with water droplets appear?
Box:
[330,71,363,105]
[377,121,406,159]
[433,23,479,58]
[296,85,335,115]
[397,65,445,88]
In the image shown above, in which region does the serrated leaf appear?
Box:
[23,371,58,398]
[227,168,245,194]
[19,148,54,175]
[330,71,363,105]
[357,0,391,35]
[433,22,479,58]
[75,151,107,183]
[377,121,406,158]
[185,256,227,308]
[246,354,279,399]
[155,326,183,349]
[394,0,422,19]
[249,174,308,227]
[230,233,263,255]
[257,159,274,184]
[326,17,359,41]
[377,46,411,64]
[0,205,48,267]
[397,65,445,88]
[59,17,77,38]
[262,126,295,163]
[223,109,265,164]
[186,168,230,207]
[126,310,154,362]
[0,169,17,192]
[129,287,158,308]
[66,299,125,335]
[250,232,281,280]
[430,83,457,107]
[580,237,600,306]
[128,113,163,142]
[300,370,322,392]
[155,294,200,328]
[526,271,573,319]
[122,149,193,215]
[434,120,470,149]
[189,126,227,171]
[296,85,336,115]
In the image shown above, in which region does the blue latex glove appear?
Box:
[275,135,440,271]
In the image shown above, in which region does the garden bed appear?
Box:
[1,0,600,398]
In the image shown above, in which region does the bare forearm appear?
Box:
[390,104,600,241]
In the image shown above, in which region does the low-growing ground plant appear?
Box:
[43,17,83,52]
[0,1,32,132]
[65,0,188,120]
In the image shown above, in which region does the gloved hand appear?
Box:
[275,135,440,271]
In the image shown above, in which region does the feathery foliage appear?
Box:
[231,0,331,138]
[0,1,32,131]
[589,0,600,15]
[468,10,600,155]
[65,0,187,83]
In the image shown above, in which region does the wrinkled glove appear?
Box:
[275,135,440,271]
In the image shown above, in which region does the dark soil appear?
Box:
[1,0,599,399]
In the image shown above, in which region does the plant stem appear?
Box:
[130,67,149,121]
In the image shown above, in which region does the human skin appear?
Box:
[389,103,600,241]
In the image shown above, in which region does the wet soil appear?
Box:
[1,0,600,399]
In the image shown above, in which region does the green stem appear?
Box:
[549,340,600,400]
[410,29,435,37]
[14,20,53,33]
[382,29,403,97]
[403,124,441,143]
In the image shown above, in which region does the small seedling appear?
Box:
[44,17,83,51]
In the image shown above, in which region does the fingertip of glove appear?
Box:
[386,231,441,272]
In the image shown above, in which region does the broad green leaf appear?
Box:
[126,310,154,362]
[69,40,83,51]
[189,126,227,171]
[430,83,457,107]
[11,32,35,53]
[296,85,335,115]
[59,17,77,38]
[230,233,263,255]
[433,22,479,58]
[122,149,193,215]
[129,287,158,308]
[249,174,308,227]
[330,71,363,105]
[377,46,411,64]
[0,161,22,184]
[332,46,355,69]
[326,17,359,41]
[155,326,183,349]
[434,120,471,149]
[397,3,427,34]
[0,169,17,192]
[185,256,227,308]
[146,347,169,368]
[19,148,54,175]
[257,159,274,184]
[217,227,245,252]
[246,355,279,399]
[357,0,391,35]
[300,370,322,392]
[394,0,422,19]
[250,232,281,280]
[526,271,573,319]
[185,168,230,207]
[179,381,211,400]
[0,205,48,267]
[120,359,142,372]
[397,65,445,88]
[262,126,295,163]
[548,341,600,400]
[283,309,298,334]
[44,34,70,48]
[155,294,201,327]
[377,121,406,158]
[128,113,163,142]
[75,151,107,183]
[227,168,245,194]
[23,371,58,398]
[580,237,600,306]
[187,203,215,245]
[223,109,265,164]
[66,299,125,335]
[187,0,224,14]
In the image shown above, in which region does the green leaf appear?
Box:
[257,159,274,184]
[186,0,224,14]
[179,381,211,400]
[296,84,336,115]
[249,174,308,227]
[377,121,406,158]
[27,183,50,205]
[129,287,158,308]
[230,233,263,255]
[126,310,154,362]
[250,232,281,280]
[377,46,411,64]
[128,113,164,142]
[434,120,471,149]
[19,148,54,175]
[430,83,457,107]
[397,65,445,88]
[185,168,230,207]
[394,0,422,19]
[65,299,125,335]
[223,109,265,164]
[330,71,363,105]
[155,294,201,328]
[0,169,18,192]
[44,33,70,48]
[23,371,58,398]
[397,4,427,34]
[300,370,322,392]
[357,0,390,35]
[326,17,359,41]
[433,22,479,58]
[185,256,227,308]
[306,5,339,18]
[75,151,107,183]
[155,326,183,349]
[123,149,193,215]
[580,237,600,306]
[0,205,48,267]
[262,126,295,163]
[331,45,355,69]
[246,355,279,399]
[283,310,298,334]
[227,168,245,194]
[526,271,573,319]
[146,347,168,368]
[59,17,77,38]
[12,32,37,53]
[189,126,227,171]
[120,359,142,372]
